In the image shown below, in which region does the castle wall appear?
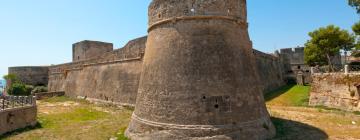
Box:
[72,40,113,62]
[8,66,49,86]
[48,37,146,105]
[253,50,285,94]
[0,106,37,135]
[309,73,360,111]
[48,36,284,105]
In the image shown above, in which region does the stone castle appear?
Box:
[5,0,318,139]
[8,36,303,106]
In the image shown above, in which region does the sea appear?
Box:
[0,79,5,95]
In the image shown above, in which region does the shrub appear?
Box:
[25,85,34,94]
[31,86,48,94]
[7,83,26,96]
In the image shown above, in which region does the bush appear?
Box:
[7,83,33,96]
[31,86,48,94]
[25,85,34,94]
[7,83,27,96]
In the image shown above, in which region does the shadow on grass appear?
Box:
[265,84,295,102]
[0,122,43,139]
[271,117,328,140]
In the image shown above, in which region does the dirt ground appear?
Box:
[268,105,360,140]
[2,91,360,140]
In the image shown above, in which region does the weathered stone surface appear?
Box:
[309,73,360,111]
[0,106,37,135]
[126,0,275,139]
[253,49,285,94]
[8,66,49,86]
[34,91,65,100]
[48,37,146,106]
[72,40,113,62]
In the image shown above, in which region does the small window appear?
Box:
[298,66,301,69]
[78,56,80,60]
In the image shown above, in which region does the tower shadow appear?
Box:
[270,117,328,140]
[264,85,295,102]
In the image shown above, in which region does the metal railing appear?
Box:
[349,65,360,72]
[0,96,36,111]
[312,65,360,74]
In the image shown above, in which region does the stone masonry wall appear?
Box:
[48,37,146,105]
[48,36,283,106]
[0,106,37,135]
[253,49,285,94]
[72,40,113,62]
[8,66,49,86]
[309,73,360,111]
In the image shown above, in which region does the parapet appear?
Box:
[294,47,304,53]
[72,40,113,62]
[148,0,247,31]
[280,48,293,54]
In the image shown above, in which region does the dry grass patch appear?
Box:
[1,96,132,140]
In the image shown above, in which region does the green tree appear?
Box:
[3,74,19,83]
[349,0,360,13]
[353,21,360,35]
[304,25,355,70]
[351,21,360,57]
[304,42,327,66]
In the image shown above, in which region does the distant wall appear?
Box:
[309,73,360,111]
[8,66,49,86]
[278,47,313,84]
[72,40,113,62]
[253,50,285,94]
[49,37,146,105]
[0,106,37,135]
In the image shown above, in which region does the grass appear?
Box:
[265,84,311,106]
[3,87,360,139]
[115,127,129,140]
[2,96,133,140]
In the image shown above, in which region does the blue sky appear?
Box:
[0,0,358,78]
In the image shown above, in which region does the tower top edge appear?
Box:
[148,0,247,26]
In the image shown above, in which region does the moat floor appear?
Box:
[1,85,360,140]
[0,97,133,140]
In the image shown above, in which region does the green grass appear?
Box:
[116,127,129,140]
[265,84,311,106]
[39,108,109,129]
[2,96,133,140]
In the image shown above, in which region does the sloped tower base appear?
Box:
[126,0,276,139]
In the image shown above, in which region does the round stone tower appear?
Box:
[126,0,276,139]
